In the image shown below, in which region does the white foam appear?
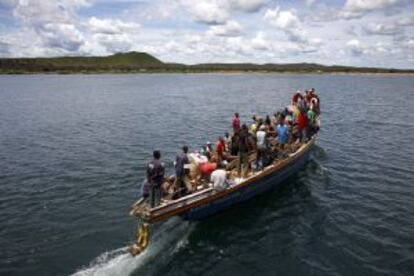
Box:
[72,218,194,276]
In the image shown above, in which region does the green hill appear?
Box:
[0,52,412,74]
[0,52,164,73]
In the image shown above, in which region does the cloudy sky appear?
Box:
[0,0,413,68]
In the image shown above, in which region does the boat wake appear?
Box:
[72,218,193,276]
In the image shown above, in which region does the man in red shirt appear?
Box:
[216,136,225,163]
[297,111,308,142]
[232,112,241,133]
[292,90,302,105]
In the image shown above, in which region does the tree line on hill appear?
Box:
[0,52,412,74]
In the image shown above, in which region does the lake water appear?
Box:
[0,74,413,276]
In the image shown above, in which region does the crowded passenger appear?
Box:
[232,112,241,133]
[146,150,165,207]
[230,131,240,156]
[250,115,258,134]
[201,141,213,160]
[199,161,217,182]
[256,125,267,170]
[297,109,308,142]
[174,146,189,197]
[142,89,320,206]
[210,163,229,191]
[215,136,226,163]
[224,132,231,152]
[277,117,289,150]
[238,124,251,178]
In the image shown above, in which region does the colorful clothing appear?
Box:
[232,116,240,133]
[277,124,288,144]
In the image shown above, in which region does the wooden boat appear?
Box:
[128,132,318,256]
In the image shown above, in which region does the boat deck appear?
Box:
[130,135,316,223]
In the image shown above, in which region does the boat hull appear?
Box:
[181,142,314,220]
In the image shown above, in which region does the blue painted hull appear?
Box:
[181,144,313,220]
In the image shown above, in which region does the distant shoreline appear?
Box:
[1,70,413,76]
[1,51,412,76]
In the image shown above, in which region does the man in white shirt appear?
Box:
[210,164,229,191]
[256,125,266,170]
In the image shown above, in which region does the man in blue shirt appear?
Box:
[277,119,289,150]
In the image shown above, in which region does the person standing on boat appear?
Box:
[231,131,240,156]
[307,107,316,135]
[238,124,251,178]
[249,115,258,135]
[256,125,266,170]
[232,112,241,133]
[146,150,165,207]
[201,142,213,160]
[277,118,289,150]
[216,136,225,163]
[174,146,189,198]
[224,132,231,152]
[297,110,308,142]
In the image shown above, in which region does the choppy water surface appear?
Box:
[0,74,413,276]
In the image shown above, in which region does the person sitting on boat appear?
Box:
[146,150,165,208]
[174,146,190,198]
[210,163,229,191]
[256,125,267,171]
[199,161,217,183]
[232,112,241,133]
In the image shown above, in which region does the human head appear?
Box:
[235,112,239,118]
[182,145,188,153]
[241,124,248,131]
[252,115,257,122]
[225,132,229,138]
[153,150,161,159]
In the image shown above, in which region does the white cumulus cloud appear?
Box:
[228,0,267,13]
[342,0,400,18]
[182,0,229,24]
[87,17,140,35]
[363,22,402,35]
[346,39,366,56]
[264,7,300,29]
